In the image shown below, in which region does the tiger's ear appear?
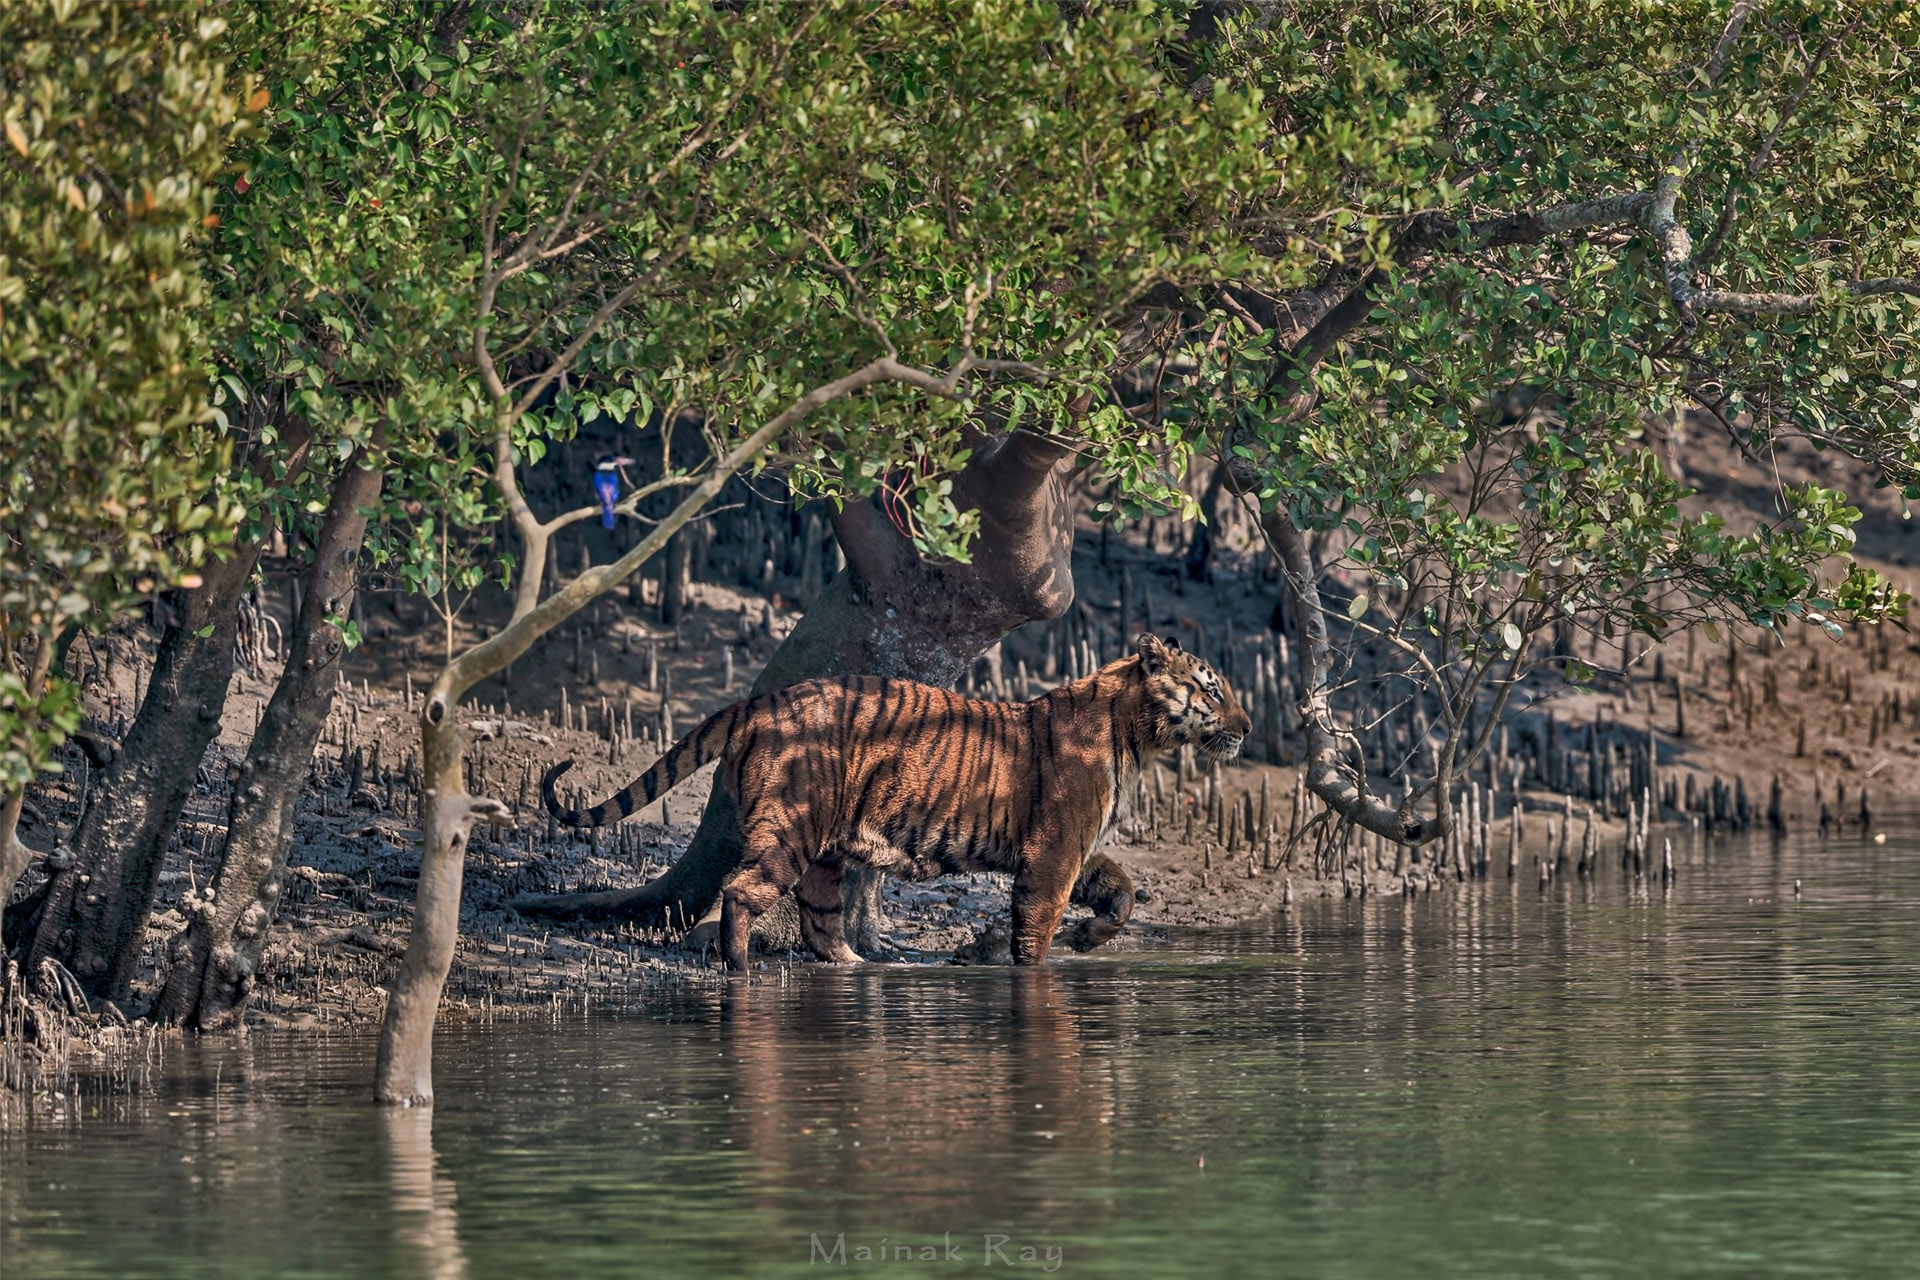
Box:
[1136,632,1174,674]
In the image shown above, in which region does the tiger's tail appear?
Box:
[541,699,748,828]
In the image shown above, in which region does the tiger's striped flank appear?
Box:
[541,633,1250,971]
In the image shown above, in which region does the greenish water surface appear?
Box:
[5,828,1920,1278]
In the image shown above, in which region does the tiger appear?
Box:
[541,632,1251,971]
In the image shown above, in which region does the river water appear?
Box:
[6,828,1920,1278]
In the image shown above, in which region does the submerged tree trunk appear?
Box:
[375,448,751,1105]
[24,544,264,1006]
[512,430,1080,938]
[154,447,384,1028]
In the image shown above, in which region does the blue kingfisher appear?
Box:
[593,454,634,529]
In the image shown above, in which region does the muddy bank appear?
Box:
[7,521,1403,1035]
[9,481,1917,1045]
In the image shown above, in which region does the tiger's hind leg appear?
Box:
[796,859,863,964]
[1056,853,1135,953]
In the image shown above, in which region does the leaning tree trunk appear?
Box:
[24,543,264,1006]
[154,446,384,1028]
[511,430,1079,941]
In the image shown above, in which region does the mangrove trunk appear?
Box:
[154,445,384,1028]
[25,543,264,1006]
[0,640,57,945]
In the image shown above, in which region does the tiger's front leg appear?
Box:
[721,839,796,973]
[1056,853,1135,953]
[722,785,826,972]
[795,859,863,964]
[1009,845,1080,965]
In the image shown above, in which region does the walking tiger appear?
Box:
[542,632,1251,970]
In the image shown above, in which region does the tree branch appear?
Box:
[1687,277,1920,316]
[431,355,987,720]
[1652,0,1759,330]
[507,239,692,423]
[1403,191,1654,253]
[1258,506,1441,845]
[1703,0,1760,86]
[1649,170,1700,330]
[1260,268,1384,414]
[1385,182,1912,324]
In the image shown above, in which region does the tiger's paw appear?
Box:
[1057,916,1125,953]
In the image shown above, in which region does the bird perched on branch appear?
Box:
[593,454,634,529]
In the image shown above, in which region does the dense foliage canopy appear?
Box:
[1203,0,1917,648]
[0,2,254,784]
[1168,0,1919,832]
[4,0,1917,830]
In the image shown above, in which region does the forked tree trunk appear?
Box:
[154,447,384,1028]
[19,419,312,1005]
[510,430,1079,940]
[375,478,732,1105]
[25,544,264,1005]
[375,357,905,1105]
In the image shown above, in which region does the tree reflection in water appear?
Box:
[382,1107,468,1280]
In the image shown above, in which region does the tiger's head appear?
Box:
[1135,633,1252,758]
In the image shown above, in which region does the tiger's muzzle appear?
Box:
[1203,730,1246,759]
